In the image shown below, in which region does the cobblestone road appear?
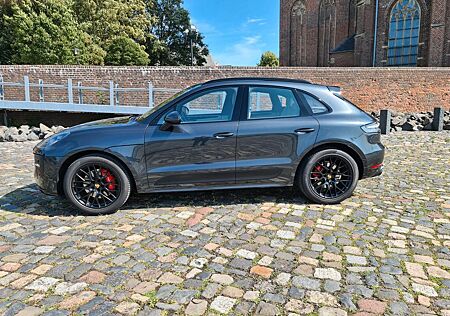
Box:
[0,132,449,316]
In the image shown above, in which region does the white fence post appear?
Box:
[38,79,44,102]
[77,82,83,104]
[115,83,120,106]
[148,82,153,108]
[0,75,4,101]
[24,76,30,102]
[109,81,114,106]
[67,79,73,104]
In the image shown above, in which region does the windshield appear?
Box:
[137,84,201,121]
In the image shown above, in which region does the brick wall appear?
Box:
[0,66,449,119]
[281,0,450,67]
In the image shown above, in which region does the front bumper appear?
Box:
[33,149,61,196]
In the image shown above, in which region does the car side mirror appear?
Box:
[161,111,181,131]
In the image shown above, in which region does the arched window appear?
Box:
[290,0,306,66]
[388,0,421,66]
[318,0,336,66]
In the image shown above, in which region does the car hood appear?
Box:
[69,116,137,132]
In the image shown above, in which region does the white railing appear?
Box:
[0,75,180,115]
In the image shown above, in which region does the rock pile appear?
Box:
[0,124,66,142]
[371,110,450,132]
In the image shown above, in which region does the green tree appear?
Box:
[72,0,151,65]
[72,0,151,45]
[0,0,102,65]
[146,0,209,66]
[105,36,149,66]
[258,51,280,67]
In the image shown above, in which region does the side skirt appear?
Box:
[137,183,293,194]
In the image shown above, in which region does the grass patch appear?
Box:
[144,290,158,308]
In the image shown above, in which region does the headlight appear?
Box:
[361,122,380,133]
[38,131,71,148]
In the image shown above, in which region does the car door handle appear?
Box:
[295,128,316,134]
[214,132,234,139]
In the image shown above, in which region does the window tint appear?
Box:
[248,87,300,120]
[161,87,238,124]
[301,93,329,114]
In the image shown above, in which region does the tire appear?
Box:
[297,149,359,204]
[63,155,131,215]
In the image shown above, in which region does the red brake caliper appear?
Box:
[312,165,323,178]
[101,168,116,191]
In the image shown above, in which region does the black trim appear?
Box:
[203,77,312,86]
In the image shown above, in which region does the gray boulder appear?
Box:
[19,125,30,134]
[402,121,423,131]
[52,125,65,133]
[31,126,41,134]
[0,126,7,142]
[27,132,40,141]
[7,127,19,135]
[391,115,407,126]
[39,123,51,133]
[9,133,28,142]
[44,132,54,139]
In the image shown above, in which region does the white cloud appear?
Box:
[247,18,266,24]
[244,35,261,45]
[214,35,265,66]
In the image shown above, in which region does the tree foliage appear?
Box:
[146,0,209,66]
[0,0,100,65]
[72,0,151,45]
[0,0,209,66]
[258,51,280,67]
[105,36,149,66]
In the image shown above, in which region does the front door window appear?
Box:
[176,87,238,123]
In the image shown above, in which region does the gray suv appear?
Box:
[34,78,385,214]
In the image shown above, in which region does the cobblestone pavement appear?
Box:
[0,132,449,316]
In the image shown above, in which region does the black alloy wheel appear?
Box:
[71,163,121,209]
[309,155,353,199]
[64,155,131,215]
[298,149,359,204]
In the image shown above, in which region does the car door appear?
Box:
[144,86,242,190]
[236,85,319,186]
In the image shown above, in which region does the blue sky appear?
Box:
[184,0,279,66]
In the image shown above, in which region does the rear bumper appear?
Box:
[33,151,61,196]
[363,144,385,179]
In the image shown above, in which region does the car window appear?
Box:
[301,92,329,114]
[159,87,238,124]
[248,87,300,120]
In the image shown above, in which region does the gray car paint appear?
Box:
[34,78,384,196]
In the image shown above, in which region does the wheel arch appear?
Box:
[295,141,366,183]
[57,150,137,196]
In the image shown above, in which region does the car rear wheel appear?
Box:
[63,155,131,215]
[298,149,359,204]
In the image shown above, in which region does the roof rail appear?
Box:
[203,77,312,85]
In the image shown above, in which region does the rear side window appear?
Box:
[300,92,329,114]
[248,87,300,120]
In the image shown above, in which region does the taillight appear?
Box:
[361,122,380,133]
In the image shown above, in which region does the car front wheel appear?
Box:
[63,155,131,215]
[298,149,359,204]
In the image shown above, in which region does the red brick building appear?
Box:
[280,0,450,67]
